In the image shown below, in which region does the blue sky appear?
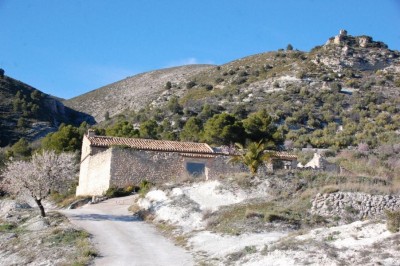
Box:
[1,0,399,99]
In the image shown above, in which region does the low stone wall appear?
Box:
[311,192,400,219]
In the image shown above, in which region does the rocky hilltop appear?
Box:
[322,29,397,71]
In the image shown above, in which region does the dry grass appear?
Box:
[155,222,189,248]
[386,210,400,233]
[0,209,96,266]
[207,162,399,236]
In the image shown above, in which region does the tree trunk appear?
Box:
[34,198,46,217]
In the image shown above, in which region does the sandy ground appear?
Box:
[61,196,194,266]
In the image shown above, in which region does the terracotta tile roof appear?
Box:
[180,153,217,158]
[87,135,215,154]
[270,151,297,160]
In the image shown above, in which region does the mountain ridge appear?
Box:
[65,31,399,124]
[64,64,214,122]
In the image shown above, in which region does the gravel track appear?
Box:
[61,196,194,266]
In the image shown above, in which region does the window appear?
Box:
[186,162,205,177]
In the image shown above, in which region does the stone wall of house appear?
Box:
[207,155,248,179]
[311,192,400,219]
[109,149,249,187]
[76,148,112,196]
[77,143,250,195]
[109,148,186,187]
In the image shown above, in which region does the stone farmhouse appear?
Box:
[76,130,297,196]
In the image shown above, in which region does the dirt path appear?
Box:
[61,196,194,266]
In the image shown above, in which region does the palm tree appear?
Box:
[229,140,272,175]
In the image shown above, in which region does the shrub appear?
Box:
[124,185,135,194]
[264,212,287,222]
[104,185,135,198]
[139,180,153,197]
[202,84,213,91]
[0,223,16,232]
[245,210,264,219]
[386,210,400,233]
[330,82,342,93]
[215,77,224,83]
[165,81,172,90]
[228,69,236,75]
[233,77,247,85]
[186,81,196,89]
[238,71,248,77]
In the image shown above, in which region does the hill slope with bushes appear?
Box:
[0,72,93,147]
[67,30,399,150]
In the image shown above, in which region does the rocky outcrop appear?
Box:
[320,30,399,72]
[311,192,400,219]
[326,29,387,49]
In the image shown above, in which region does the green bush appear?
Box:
[0,223,16,232]
[215,77,224,83]
[186,81,196,89]
[386,210,400,233]
[104,185,136,198]
[139,180,153,197]
[165,81,172,90]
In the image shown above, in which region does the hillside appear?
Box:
[0,72,94,147]
[152,30,399,114]
[66,30,400,119]
[6,30,399,149]
[65,30,399,150]
[64,64,214,122]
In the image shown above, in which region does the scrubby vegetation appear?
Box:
[386,210,400,233]
[103,181,153,198]
[206,164,400,236]
[0,74,93,147]
[0,210,96,265]
[67,33,399,155]
[104,185,136,198]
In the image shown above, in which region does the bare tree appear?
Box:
[1,151,77,217]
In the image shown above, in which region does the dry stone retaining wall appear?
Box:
[311,192,400,219]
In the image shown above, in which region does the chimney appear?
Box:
[87,129,96,137]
